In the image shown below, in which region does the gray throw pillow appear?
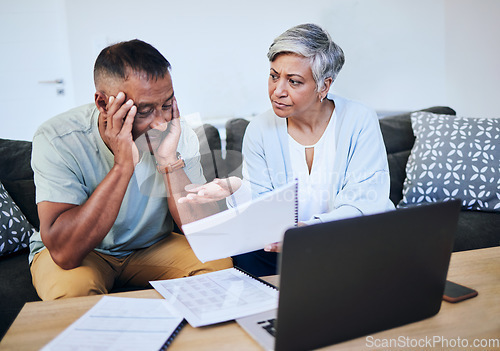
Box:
[399,112,500,212]
[0,181,35,256]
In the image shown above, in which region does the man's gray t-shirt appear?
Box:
[29,104,205,263]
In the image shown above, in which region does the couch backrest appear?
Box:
[224,118,250,178]
[194,124,227,182]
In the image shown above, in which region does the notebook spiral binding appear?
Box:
[160,319,187,350]
[235,267,279,290]
[294,180,299,225]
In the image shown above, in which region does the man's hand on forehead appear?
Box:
[103,91,140,167]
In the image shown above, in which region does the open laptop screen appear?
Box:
[274,200,460,351]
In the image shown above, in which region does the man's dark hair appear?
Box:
[94,39,171,85]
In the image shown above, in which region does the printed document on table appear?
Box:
[182,181,298,263]
[150,268,279,327]
[41,296,184,351]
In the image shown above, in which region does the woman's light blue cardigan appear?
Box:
[240,94,395,225]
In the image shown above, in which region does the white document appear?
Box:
[41,296,184,351]
[182,181,298,263]
[150,268,279,328]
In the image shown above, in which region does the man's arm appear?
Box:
[38,93,138,269]
[162,166,222,227]
[38,165,132,269]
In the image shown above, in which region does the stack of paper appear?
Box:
[41,297,184,351]
[182,181,298,263]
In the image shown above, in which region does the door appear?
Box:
[0,0,75,141]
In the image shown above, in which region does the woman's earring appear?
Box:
[320,96,324,103]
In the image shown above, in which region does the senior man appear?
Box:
[30,39,232,300]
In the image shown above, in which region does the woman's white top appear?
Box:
[288,110,337,222]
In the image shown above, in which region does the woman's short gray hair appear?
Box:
[267,23,345,92]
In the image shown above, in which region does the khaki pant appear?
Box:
[31,233,233,301]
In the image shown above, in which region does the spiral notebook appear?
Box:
[150,267,279,327]
[182,181,298,262]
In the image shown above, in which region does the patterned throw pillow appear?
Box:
[399,112,500,211]
[0,181,36,256]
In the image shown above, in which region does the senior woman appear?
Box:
[181,23,394,276]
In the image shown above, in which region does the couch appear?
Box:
[1,105,499,339]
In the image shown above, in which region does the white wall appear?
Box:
[445,0,500,118]
[322,0,448,113]
[65,0,330,120]
[1,0,498,141]
[65,0,452,120]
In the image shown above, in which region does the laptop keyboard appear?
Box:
[258,318,277,337]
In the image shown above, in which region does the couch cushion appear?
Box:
[379,106,456,154]
[1,179,38,230]
[399,112,500,211]
[0,138,33,180]
[0,250,41,339]
[0,181,36,257]
[379,107,456,205]
[225,118,249,178]
[455,211,500,251]
[0,138,39,229]
[386,150,411,206]
[194,124,227,181]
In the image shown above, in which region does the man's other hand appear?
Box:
[155,97,182,165]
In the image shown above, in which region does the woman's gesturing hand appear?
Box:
[178,177,242,204]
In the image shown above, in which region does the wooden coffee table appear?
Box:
[1,247,499,350]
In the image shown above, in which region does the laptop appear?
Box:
[237,200,461,351]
